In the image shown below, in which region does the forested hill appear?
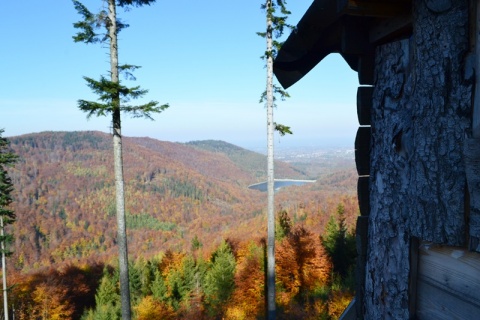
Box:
[184,140,307,180]
[6,131,357,273]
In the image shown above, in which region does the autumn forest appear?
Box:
[2,131,358,319]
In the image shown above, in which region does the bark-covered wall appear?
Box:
[364,0,472,318]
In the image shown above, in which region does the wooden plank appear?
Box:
[358,54,375,85]
[343,0,411,18]
[417,243,480,318]
[355,126,371,176]
[357,86,373,125]
[417,280,480,320]
[357,176,370,216]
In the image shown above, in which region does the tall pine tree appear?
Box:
[0,129,18,320]
[72,1,168,319]
[258,1,293,318]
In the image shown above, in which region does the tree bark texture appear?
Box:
[364,0,471,318]
[108,0,132,319]
[266,1,276,318]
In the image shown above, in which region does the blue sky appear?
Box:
[0,0,359,150]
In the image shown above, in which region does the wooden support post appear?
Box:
[464,139,480,252]
[355,216,369,320]
[408,237,419,318]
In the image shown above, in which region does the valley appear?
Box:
[6,131,358,273]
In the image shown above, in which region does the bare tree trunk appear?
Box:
[265,0,276,318]
[108,1,131,319]
[1,216,8,320]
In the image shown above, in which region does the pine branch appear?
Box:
[117,0,157,8]
[121,103,169,120]
[274,123,293,136]
[72,0,104,43]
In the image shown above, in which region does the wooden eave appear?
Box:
[273,0,412,89]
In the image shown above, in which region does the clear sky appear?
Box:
[0,0,359,151]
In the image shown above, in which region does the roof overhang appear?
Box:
[273,0,412,89]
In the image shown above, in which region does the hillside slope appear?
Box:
[6,131,357,273]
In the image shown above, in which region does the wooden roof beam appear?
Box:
[339,0,411,18]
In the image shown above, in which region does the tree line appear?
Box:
[4,207,355,320]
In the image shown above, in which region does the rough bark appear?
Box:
[108,0,131,319]
[265,1,276,318]
[364,0,471,318]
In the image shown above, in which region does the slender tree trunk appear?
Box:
[108,1,131,319]
[1,216,8,320]
[265,0,276,318]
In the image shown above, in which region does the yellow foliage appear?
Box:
[224,306,247,320]
[134,295,175,320]
[31,283,74,320]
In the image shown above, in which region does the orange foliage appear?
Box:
[289,226,332,291]
[9,263,104,320]
[159,250,185,276]
[226,241,265,319]
[275,226,332,316]
[32,283,74,320]
[276,238,301,306]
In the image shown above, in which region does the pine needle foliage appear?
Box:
[258,0,294,137]
[0,129,18,254]
[72,0,168,120]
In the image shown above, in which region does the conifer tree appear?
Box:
[321,204,356,279]
[72,1,168,319]
[276,209,292,240]
[258,2,293,318]
[203,241,236,316]
[0,129,18,320]
[87,267,121,320]
[150,269,168,302]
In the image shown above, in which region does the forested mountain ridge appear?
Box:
[185,140,308,180]
[6,131,357,274]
